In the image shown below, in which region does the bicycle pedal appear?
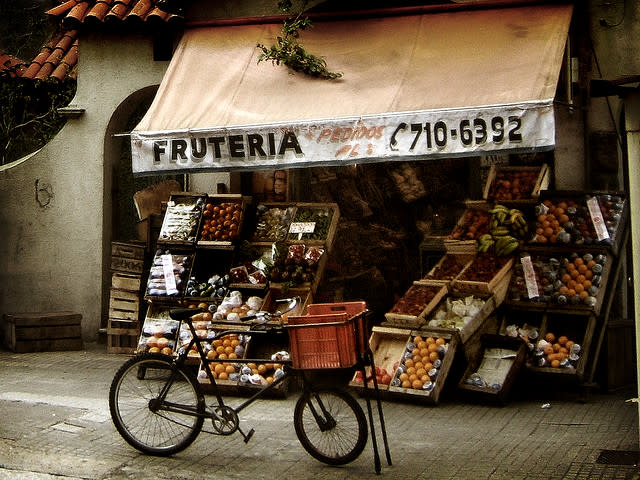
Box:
[241,428,255,443]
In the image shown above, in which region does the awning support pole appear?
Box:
[625,90,640,448]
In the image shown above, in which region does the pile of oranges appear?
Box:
[393,335,448,391]
[557,256,596,301]
[533,200,572,243]
[536,332,580,368]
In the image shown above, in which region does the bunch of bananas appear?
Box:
[477,205,529,255]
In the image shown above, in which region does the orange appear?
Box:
[560,273,571,283]
[412,379,423,390]
[225,365,235,374]
[574,284,584,294]
[407,366,417,375]
[426,337,436,345]
[551,359,561,368]
[428,343,439,353]
[544,346,554,356]
[401,380,411,389]
[420,348,430,357]
[214,364,225,374]
[218,372,229,380]
[567,289,576,297]
[413,336,424,344]
[417,341,427,350]
[552,343,561,352]
[404,359,414,369]
[558,335,568,345]
[399,373,409,382]
[545,332,556,343]
[579,290,589,299]
[416,368,427,378]
[436,337,446,346]
[412,354,422,364]
[429,351,440,362]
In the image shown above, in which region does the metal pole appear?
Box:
[624,90,640,448]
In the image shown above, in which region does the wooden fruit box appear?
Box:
[285,202,340,251]
[458,334,527,404]
[524,311,597,380]
[107,317,140,354]
[109,288,141,323]
[387,329,459,405]
[349,326,412,392]
[451,255,514,296]
[384,283,448,329]
[527,191,627,256]
[111,241,146,274]
[444,200,492,252]
[505,251,611,316]
[111,272,142,293]
[197,194,246,248]
[483,164,550,203]
[422,293,497,344]
[261,286,313,321]
[268,244,329,296]
[417,253,475,287]
[2,312,82,353]
[144,251,194,302]
[249,203,297,243]
[137,305,181,354]
[157,193,206,246]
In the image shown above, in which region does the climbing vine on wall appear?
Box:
[257,0,342,79]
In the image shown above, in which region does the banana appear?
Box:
[478,234,493,243]
[490,227,510,236]
[499,240,519,256]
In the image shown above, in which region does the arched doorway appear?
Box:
[102,87,184,327]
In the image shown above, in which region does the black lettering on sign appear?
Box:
[279,132,303,155]
[172,139,188,161]
[191,138,207,162]
[247,134,266,157]
[153,141,167,164]
[208,137,225,158]
[228,135,244,158]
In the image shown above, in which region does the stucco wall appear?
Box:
[0,33,170,341]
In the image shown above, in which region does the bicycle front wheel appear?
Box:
[294,387,368,465]
[109,353,205,456]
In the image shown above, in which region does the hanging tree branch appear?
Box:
[257,0,342,80]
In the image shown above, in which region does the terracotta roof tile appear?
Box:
[22,30,79,81]
[46,0,183,27]
[1,51,27,77]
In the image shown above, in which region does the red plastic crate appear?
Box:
[306,301,369,355]
[286,312,357,369]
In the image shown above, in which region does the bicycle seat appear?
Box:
[169,308,203,321]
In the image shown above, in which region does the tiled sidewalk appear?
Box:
[0,344,638,480]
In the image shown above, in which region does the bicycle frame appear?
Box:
[158,314,294,424]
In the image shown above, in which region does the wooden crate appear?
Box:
[422,293,497,344]
[111,272,142,292]
[387,329,459,405]
[483,164,550,202]
[157,193,207,246]
[384,283,448,329]
[197,194,246,248]
[109,288,141,322]
[416,253,475,287]
[458,334,527,404]
[444,200,492,254]
[451,256,514,296]
[107,318,140,354]
[349,326,411,392]
[2,312,82,353]
[111,241,146,274]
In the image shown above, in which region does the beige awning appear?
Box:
[131,3,573,175]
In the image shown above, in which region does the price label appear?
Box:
[161,254,178,295]
[586,196,609,241]
[521,256,539,299]
[289,222,316,240]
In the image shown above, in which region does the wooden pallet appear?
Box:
[2,312,83,353]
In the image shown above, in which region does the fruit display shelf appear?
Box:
[457,334,527,405]
[416,252,475,288]
[526,191,627,257]
[387,329,460,405]
[384,283,448,329]
[482,164,550,204]
[157,193,207,247]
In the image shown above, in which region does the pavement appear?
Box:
[0,342,639,480]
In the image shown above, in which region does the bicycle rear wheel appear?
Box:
[294,387,368,465]
[109,353,205,456]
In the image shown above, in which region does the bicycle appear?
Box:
[109,297,392,473]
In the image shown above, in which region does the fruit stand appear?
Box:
[135,193,340,395]
[353,162,629,404]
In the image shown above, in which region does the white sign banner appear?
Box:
[131,102,555,175]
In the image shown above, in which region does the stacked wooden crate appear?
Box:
[2,312,83,353]
[107,241,145,354]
